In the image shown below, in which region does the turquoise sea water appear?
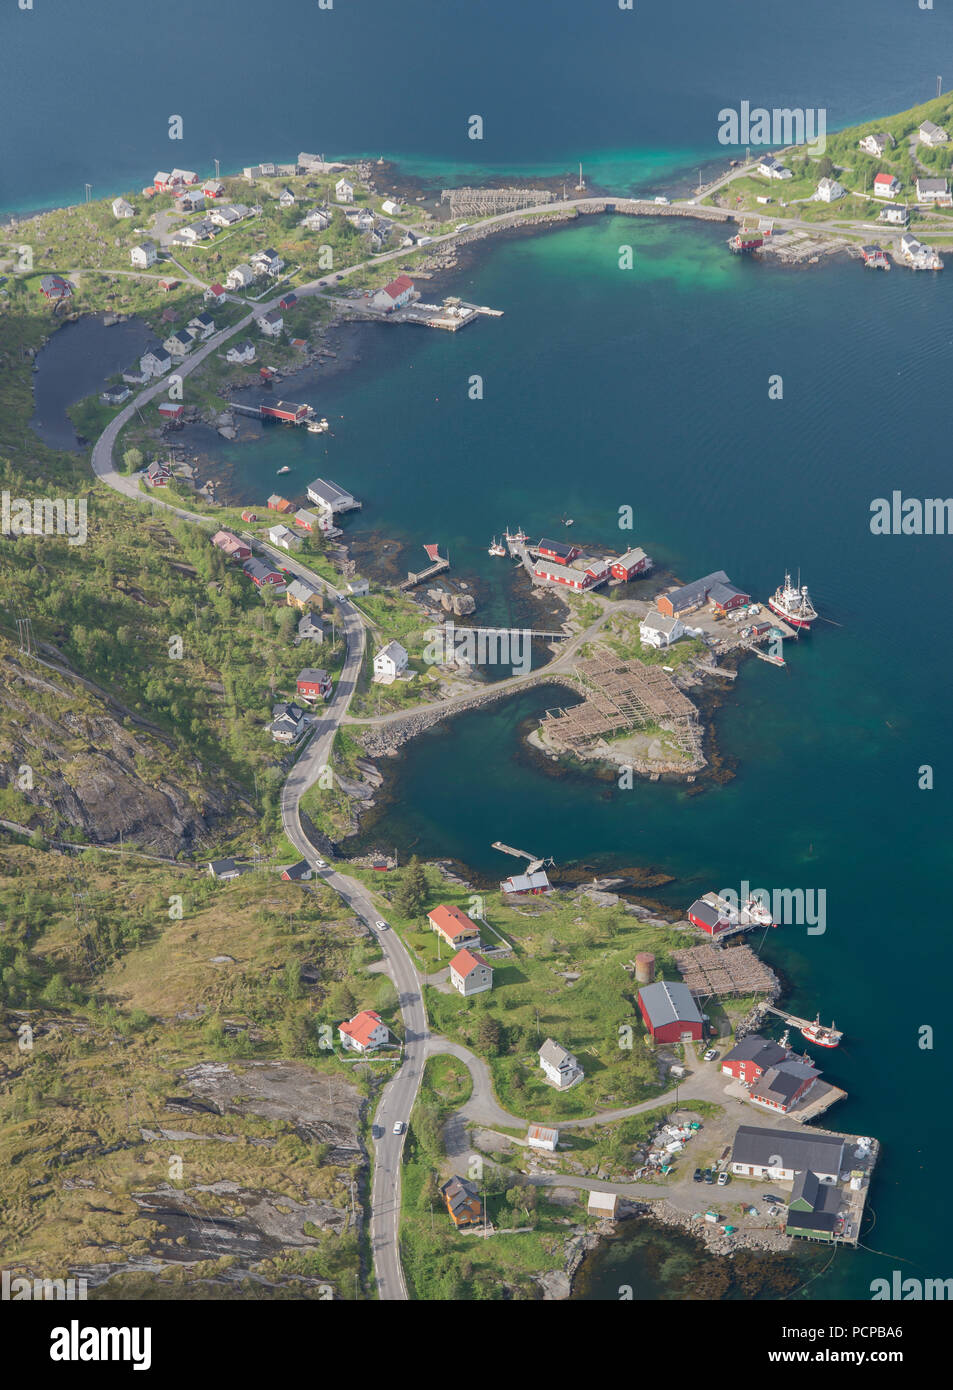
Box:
[6,0,953,1303]
[196,214,953,1299]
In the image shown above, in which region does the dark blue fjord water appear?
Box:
[6,0,953,1304]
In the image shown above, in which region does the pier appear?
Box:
[227,400,314,425]
[391,297,504,331]
[399,544,450,590]
[763,1005,841,1037]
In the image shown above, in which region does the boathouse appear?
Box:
[537,537,581,565]
[611,547,651,581]
[656,571,730,618]
[261,401,309,423]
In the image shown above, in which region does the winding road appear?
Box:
[78,190,760,1300]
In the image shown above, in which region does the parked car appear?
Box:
[762,1193,783,1204]
[693,1168,703,1183]
[703,1169,715,1184]
[392,1121,405,1135]
[718,1171,730,1186]
[375,920,389,931]
[703,1048,718,1061]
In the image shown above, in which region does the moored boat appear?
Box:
[768,571,818,629]
[488,537,505,557]
[800,1014,842,1048]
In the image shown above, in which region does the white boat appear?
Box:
[800,1014,842,1049]
[276,465,291,475]
[768,571,818,630]
[488,537,506,557]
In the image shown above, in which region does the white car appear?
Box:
[314,858,328,870]
[654,196,670,205]
[703,1048,718,1062]
[392,1121,404,1135]
[375,920,389,931]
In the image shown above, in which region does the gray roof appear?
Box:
[307,477,353,507]
[709,581,748,607]
[642,611,682,635]
[539,1038,576,1068]
[722,1035,788,1068]
[663,570,730,613]
[287,578,318,601]
[731,1125,844,1174]
[298,667,329,683]
[638,980,703,1028]
[752,1060,819,1104]
[616,547,648,568]
[209,857,237,874]
[440,1175,480,1217]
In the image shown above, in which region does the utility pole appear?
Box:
[937,76,943,99]
[84,183,92,203]
[214,158,221,179]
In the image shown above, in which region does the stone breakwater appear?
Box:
[357,674,578,757]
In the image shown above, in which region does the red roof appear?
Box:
[339,1009,385,1047]
[428,904,480,942]
[874,172,894,184]
[209,282,225,295]
[383,274,414,299]
[449,947,491,976]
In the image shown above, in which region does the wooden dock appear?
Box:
[399,544,449,590]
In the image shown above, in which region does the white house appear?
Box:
[639,612,685,648]
[112,197,135,219]
[373,640,409,682]
[268,524,302,550]
[188,312,215,341]
[816,177,846,202]
[539,1039,583,1089]
[302,208,332,231]
[448,947,494,997]
[916,176,950,203]
[226,340,256,364]
[381,198,401,216]
[873,172,900,198]
[226,263,255,289]
[526,1125,559,1152]
[140,348,171,377]
[210,205,244,228]
[130,241,157,269]
[335,177,355,203]
[758,158,792,180]
[347,577,369,596]
[257,308,284,337]
[163,329,193,358]
[270,701,308,743]
[338,1009,390,1053]
[208,858,241,881]
[879,203,909,226]
[250,248,283,277]
[370,274,415,313]
[859,132,892,156]
[919,120,949,147]
[278,187,296,207]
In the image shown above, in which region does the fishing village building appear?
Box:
[637,980,704,1042]
[427,904,481,950]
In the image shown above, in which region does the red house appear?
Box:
[610,547,651,582]
[296,667,332,702]
[720,1035,790,1085]
[537,537,581,566]
[211,529,251,561]
[687,898,731,936]
[157,403,184,420]
[533,559,606,592]
[279,292,298,310]
[242,558,284,588]
[749,1060,820,1113]
[637,981,704,1043]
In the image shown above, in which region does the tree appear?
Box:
[476,1014,502,1054]
[816,154,835,180]
[122,447,144,474]
[393,855,428,917]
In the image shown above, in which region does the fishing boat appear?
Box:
[488,537,506,557]
[800,1014,842,1048]
[276,465,291,475]
[503,525,529,545]
[768,571,818,630]
[306,417,329,433]
[562,517,574,527]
